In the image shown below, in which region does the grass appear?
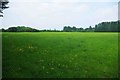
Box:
[2,32,118,78]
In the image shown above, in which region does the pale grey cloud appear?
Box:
[1,0,119,30]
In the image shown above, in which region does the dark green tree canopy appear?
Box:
[1,21,119,32]
[94,21,119,32]
[3,26,39,32]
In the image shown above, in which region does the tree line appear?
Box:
[0,21,119,32]
[63,26,94,32]
[0,26,62,32]
[1,26,39,32]
[94,21,119,32]
[63,21,119,32]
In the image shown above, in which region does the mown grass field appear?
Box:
[2,32,118,78]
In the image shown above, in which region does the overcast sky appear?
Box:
[0,0,119,30]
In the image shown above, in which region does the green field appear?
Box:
[2,32,118,78]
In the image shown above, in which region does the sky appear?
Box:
[0,0,119,30]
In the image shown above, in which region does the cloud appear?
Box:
[1,1,118,30]
[88,4,118,26]
[9,0,119,3]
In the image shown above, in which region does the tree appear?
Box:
[94,21,119,32]
[0,0,9,17]
[63,26,85,32]
[7,27,17,32]
[72,26,77,32]
[79,28,84,31]
[88,26,93,32]
[63,26,72,32]
[85,28,89,32]
[5,26,40,32]
[1,28,6,32]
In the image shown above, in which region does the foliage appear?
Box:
[94,21,119,32]
[63,21,119,32]
[63,26,85,32]
[0,0,9,16]
[2,26,40,32]
[0,21,119,32]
